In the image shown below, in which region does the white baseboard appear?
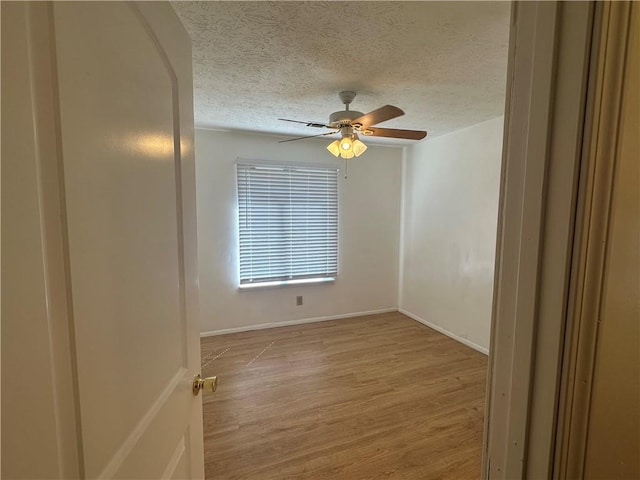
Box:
[200,308,397,337]
[399,308,489,355]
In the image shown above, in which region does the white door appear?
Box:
[1,2,205,478]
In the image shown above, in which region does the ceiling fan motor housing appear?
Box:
[329,109,364,126]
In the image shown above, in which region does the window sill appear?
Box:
[238,277,335,291]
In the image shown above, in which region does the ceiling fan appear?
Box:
[278,91,428,159]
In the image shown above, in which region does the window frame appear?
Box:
[235,159,339,289]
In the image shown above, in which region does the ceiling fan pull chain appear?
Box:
[344,157,348,179]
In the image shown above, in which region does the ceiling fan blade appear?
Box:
[278,118,332,129]
[363,127,427,140]
[278,130,339,143]
[351,105,404,127]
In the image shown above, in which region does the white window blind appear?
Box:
[236,162,338,287]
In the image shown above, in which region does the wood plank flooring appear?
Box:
[200,312,487,479]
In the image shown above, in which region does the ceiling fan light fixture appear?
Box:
[328,132,367,159]
[326,140,340,157]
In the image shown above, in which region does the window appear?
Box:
[236,161,338,288]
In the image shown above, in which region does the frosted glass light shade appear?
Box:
[326,140,340,157]
[352,139,368,157]
[341,150,355,159]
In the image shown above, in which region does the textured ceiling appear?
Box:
[172,1,510,145]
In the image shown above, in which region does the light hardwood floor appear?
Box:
[200,312,487,479]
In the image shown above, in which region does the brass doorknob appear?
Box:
[193,373,217,395]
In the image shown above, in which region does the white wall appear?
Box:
[399,116,504,353]
[195,129,402,334]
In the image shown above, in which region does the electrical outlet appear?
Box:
[296,295,303,306]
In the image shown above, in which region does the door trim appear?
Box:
[484,2,596,478]
[554,2,635,477]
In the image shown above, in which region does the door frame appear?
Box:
[484,1,600,478]
[554,2,637,477]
